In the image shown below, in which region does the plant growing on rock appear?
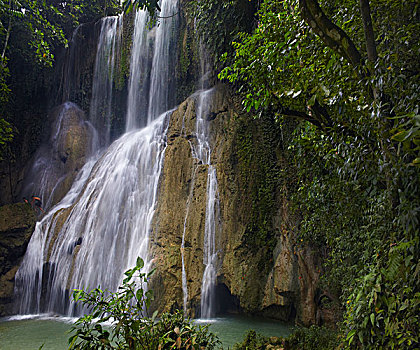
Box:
[68,257,220,349]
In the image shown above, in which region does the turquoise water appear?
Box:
[0,314,292,349]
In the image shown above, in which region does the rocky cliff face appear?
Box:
[151,84,324,325]
[0,203,36,316]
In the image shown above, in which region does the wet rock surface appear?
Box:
[0,203,36,316]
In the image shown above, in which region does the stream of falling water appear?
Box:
[15,0,179,316]
[196,89,221,319]
[89,15,123,148]
[179,87,221,317]
[125,10,150,131]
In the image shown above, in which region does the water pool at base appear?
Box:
[0,314,292,349]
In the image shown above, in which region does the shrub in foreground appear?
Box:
[233,326,338,350]
[68,257,220,349]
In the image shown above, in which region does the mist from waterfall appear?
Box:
[15,0,179,316]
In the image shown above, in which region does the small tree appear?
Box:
[68,257,220,349]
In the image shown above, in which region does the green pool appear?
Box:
[0,314,292,349]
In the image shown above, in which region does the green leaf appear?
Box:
[136,257,144,270]
[152,310,158,321]
[136,288,144,301]
[391,130,409,142]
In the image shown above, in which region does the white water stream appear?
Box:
[179,87,221,317]
[196,89,221,319]
[89,15,123,148]
[125,10,150,131]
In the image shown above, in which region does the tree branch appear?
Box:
[299,0,363,67]
[280,107,323,129]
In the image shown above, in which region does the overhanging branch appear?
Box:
[299,0,363,67]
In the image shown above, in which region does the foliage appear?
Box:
[123,0,161,14]
[283,325,339,350]
[235,115,280,250]
[233,327,338,350]
[232,330,269,350]
[188,0,258,68]
[0,117,13,160]
[344,239,419,349]
[69,257,220,350]
[217,0,420,348]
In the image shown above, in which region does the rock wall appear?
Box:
[151,84,324,325]
[0,203,36,316]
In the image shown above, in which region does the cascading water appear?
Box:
[179,87,221,318]
[19,16,123,211]
[15,0,179,316]
[147,0,179,122]
[125,10,150,131]
[15,116,169,314]
[89,15,123,148]
[19,102,96,212]
[195,89,221,319]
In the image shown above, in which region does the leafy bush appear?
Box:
[233,326,338,350]
[344,240,420,349]
[284,326,339,350]
[232,330,269,350]
[68,257,220,349]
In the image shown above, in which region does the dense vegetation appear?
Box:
[194,0,419,348]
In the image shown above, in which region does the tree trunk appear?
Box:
[359,0,378,63]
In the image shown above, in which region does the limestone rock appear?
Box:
[0,203,36,316]
[151,84,325,324]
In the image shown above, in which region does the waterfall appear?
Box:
[195,89,221,319]
[147,0,179,122]
[19,102,96,212]
[15,0,179,316]
[179,87,221,318]
[61,25,81,103]
[15,157,98,314]
[125,10,150,131]
[89,15,123,149]
[15,115,169,315]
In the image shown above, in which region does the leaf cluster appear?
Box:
[69,257,220,350]
[344,240,419,349]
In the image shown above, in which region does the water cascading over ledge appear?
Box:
[14,0,180,316]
